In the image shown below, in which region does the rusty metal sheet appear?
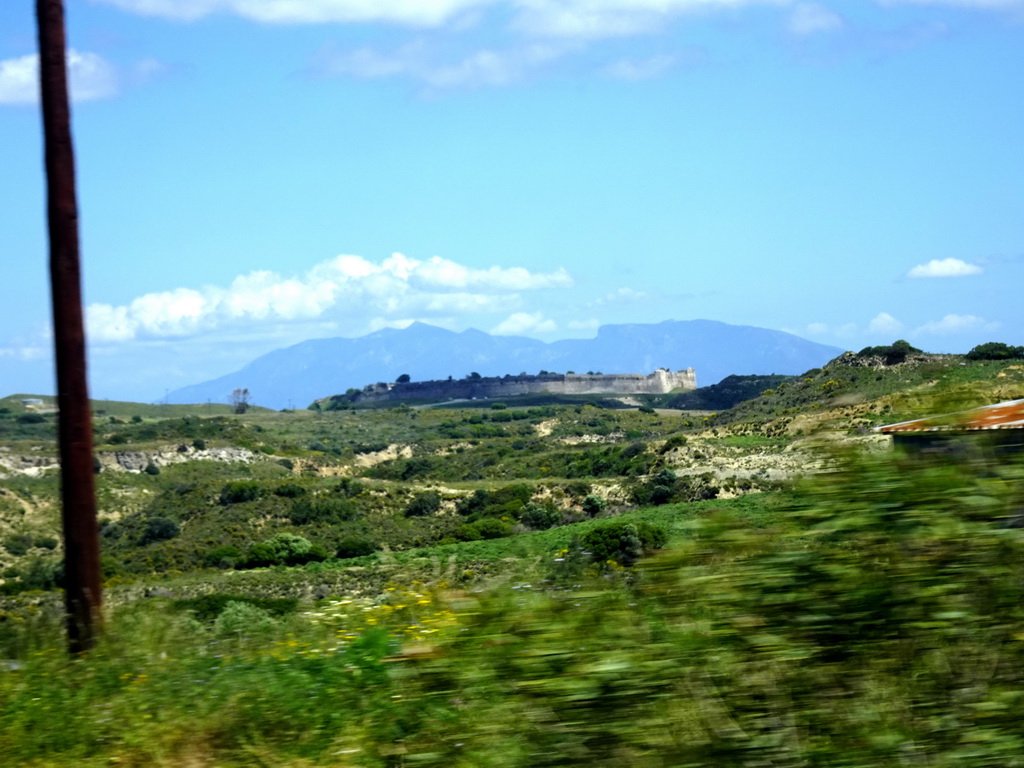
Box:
[877,399,1024,434]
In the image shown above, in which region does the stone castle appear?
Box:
[325,368,697,406]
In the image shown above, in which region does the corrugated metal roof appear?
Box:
[877,398,1024,434]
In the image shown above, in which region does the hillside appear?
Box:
[4,351,1024,765]
[165,319,842,410]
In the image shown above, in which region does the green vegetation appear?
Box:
[967,341,1024,360]
[3,450,1024,766]
[5,353,1024,765]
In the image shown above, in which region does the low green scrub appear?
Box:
[171,593,300,622]
[4,452,1024,766]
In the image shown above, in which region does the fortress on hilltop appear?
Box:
[323,368,697,407]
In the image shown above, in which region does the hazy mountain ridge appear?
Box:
[166,320,843,410]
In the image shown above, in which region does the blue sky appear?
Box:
[2,0,1023,402]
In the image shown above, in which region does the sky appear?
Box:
[2,0,1023,403]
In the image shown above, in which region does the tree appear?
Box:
[230,388,251,414]
[396,373,411,383]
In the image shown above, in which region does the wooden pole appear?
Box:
[36,0,103,653]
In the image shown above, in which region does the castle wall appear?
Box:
[338,369,696,405]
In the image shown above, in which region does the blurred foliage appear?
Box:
[4,450,1024,766]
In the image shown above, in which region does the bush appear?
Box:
[288,497,358,525]
[139,517,180,545]
[856,339,922,365]
[3,533,34,556]
[966,341,1024,360]
[192,438,206,450]
[336,478,364,498]
[244,533,315,568]
[274,482,306,498]
[219,481,264,505]
[213,601,279,638]
[581,520,667,566]
[144,463,161,476]
[173,593,299,622]
[565,481,592,498]
[204,545,243,569]
[405,491,442,518]
[660,434,688,454]
[454,518,513,542]
[336,536,378,559]
[582,494,606,517]
[518,502,561,530]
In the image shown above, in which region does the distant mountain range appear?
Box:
[165,320,843,410]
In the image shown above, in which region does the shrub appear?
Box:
[219,481,264,505]
[139,517,180,545]
[518,503,561,530]
[857,339,922,365]
[454,518,513,541]
[582,494,607,517]
[660,434,688,454]
[966,342,1024,360]
[144,463,161,476]
[456,489,490,516]
[565,481,592,498]
[243,533,316,568]
[213,601,279,638]
[288,497,358,525]
[405,491,442,517]
[10,556,64,592]
[582,520,667,566]
[336,536,378,559]
[204,545,243,569]
[173,593,299,622]
[274,482,306,498]
[336,478,364,497]
[2,533,34,556]
[192,438,206,450]
[16,414,45,424]
[34,536,58,551]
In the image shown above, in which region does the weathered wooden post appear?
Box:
[36,0,103,652]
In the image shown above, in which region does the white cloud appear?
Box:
[788,3,842,35]
[95,0,496,25]
[883,0,1024,9]
[513,0,783,39]
[316,41,569,88]
[0,50,118,105]
[589,286,646,307]
[492,311,557,335]
[86,252,571,342]
[868,312,903,334]
[803,321,859,338]
[914,314,999,335]
[0,346,49,361]
[907,258,983,278]
[603,54,676,80]
[415,256,572,289]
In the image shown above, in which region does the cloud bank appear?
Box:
[86,253,572,343]
[0,50,119,105]
[94,0,496,25]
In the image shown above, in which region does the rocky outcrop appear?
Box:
[0,445,262,477]
[97,446,261,473]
